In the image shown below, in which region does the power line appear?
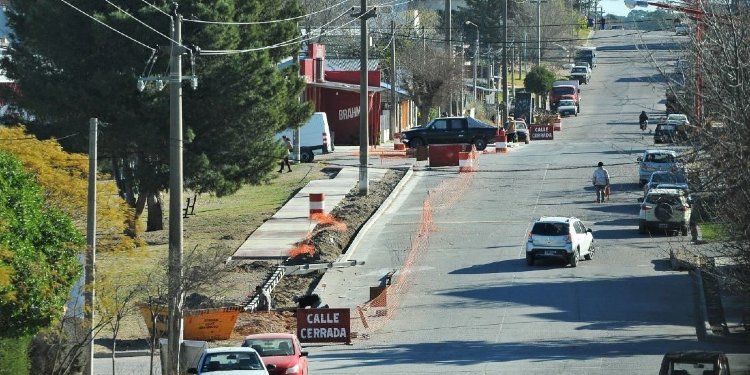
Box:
[200,8,360,56]
[56,0,155,51]
[105,0,187,49]
[184,0,351,25]
[139,0,170,17]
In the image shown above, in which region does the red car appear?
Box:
[242,333,308,375]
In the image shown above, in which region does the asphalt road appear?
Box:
[304,30,750,374]
[93,30,750,375]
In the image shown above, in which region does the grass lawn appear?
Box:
[699,222,727,242]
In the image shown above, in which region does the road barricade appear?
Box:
[393,133,406,150]
[554,115,562,131]
[428,144,463,167]
[495,128,508,153]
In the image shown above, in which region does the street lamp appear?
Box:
[465,21,479,102]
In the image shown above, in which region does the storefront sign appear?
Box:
[297,308,351,343]
[529,124,554,140]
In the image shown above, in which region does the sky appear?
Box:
[601,0,646,17]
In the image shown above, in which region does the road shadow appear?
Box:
[652,258,673,271]
[594,218,639,226]
[598,42,682,51]
[587,203,641,215]
[616,74,667,83]
[449,258,571,274]
[95,338,152,352]
[591,228,641,240]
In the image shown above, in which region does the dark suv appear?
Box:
[654,123,678,144]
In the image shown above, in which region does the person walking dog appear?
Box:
[592,161,610,203]
[279,135,292,173]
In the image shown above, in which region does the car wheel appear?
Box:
[638,181,645,189]
[569,249,579,267]
[473,138,487,151]
[655,203,674,222]
[300,149,315,163]
[681,225,688,236]
[526,254,535,266]
[409,138,425,148]
[524,137,529,144]
[584,241,595,260]
[638,221,648,235]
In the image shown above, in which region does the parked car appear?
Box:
[639,188,691,236]
[569,65,592,84]
[526,216,595,267]
[637,149,680,188]
[654,122,678,144]
[504,120,530,144]
[667,113,689,126]
[675,24,689,36]
[642,171,688,198]
[557,99,578,117]
[242,333,308,375]
[275,112,334,163]
[400,116,498,151]
[659,351,730,375]
[188,347,273,374]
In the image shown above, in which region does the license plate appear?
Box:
[544,251,556,255]
[659,223,668,228]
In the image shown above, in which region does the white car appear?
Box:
[188,347,273,375]
[639,188,692,236]
[557,99,578,117]
[526,217,595,267]
[666,113,689,126]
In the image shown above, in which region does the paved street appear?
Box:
[92,30,750,375]
[307,30,750,374]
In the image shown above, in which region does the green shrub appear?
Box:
[0,336,31,375]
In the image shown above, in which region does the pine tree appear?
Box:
[1,0,313,231]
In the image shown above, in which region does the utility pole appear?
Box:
[390,20,397,138]
[473,33,478,102]
[166,3,185,374]
[511,42,516,95]
[445,0,452,115]
[84,117,97,375]
[356,0,375,195]
[537,0,542,65]
[502,0,509,121]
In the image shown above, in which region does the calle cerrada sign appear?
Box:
[296,308,351,343]
[529,124,554,140]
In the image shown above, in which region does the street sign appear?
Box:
[529,124,554,140]
[297,308,351,343]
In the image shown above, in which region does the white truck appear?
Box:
[275,112,334,162]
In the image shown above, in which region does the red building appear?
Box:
[299,44,383,146]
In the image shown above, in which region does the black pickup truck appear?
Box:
[399,117,498,151]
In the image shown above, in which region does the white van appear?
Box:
[276,112,334,162]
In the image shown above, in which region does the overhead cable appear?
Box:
[139,0,170,17]
[57,0,155,51]
[105,0,187,49]
[184,0,350,25]
[201,9,356,56]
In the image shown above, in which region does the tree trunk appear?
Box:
[146,192,164,232]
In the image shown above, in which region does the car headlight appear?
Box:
[285,364,300,374]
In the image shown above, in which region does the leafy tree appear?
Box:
[0,125,143,251]
[0,151,84,338]
[2,0,313,231]
[451,0,532,47]
[523,65,555,107]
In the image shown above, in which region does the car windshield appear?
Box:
[668,114,688,122]
[559,100,575,106]
[201,352,264,372]
[652,173,686,184]
[552,87,575,95]
[657,124,677,131]
[572,67,586,73]
[532,222,569,236]
[670,361,718,374]
[242,338,295,356]
[644,153,675,163]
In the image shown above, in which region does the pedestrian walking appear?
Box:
[592,161,610,203]
[599,17,606,30]
[279,135,292,173]
[507,119,518,143]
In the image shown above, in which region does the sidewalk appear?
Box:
[230,144,412,260]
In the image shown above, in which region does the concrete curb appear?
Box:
[337,168,415,263]
[691,268,749,345]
